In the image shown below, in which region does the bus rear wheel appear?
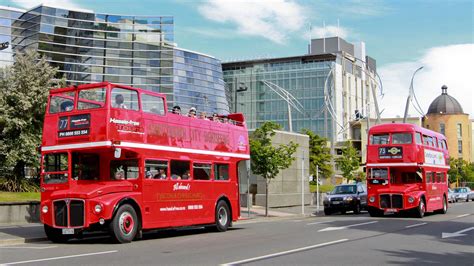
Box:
[44,224,71,243]
[214,200,231,232]
[435,196,447,214]
[110,204,138,243]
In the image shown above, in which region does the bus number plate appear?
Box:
[384,208,398,213]
[62,228,74,235]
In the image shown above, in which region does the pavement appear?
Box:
[0,205,322,246]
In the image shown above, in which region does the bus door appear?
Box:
[142,159,174,227]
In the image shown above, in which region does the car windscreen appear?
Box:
[332,185,357,194]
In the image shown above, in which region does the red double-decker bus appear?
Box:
[366,123,449,218]
[39,82,250,243]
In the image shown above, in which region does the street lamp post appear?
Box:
[403,66,423,123]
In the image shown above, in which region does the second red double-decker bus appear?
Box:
[366,123,449,218]
[39,82,250,243]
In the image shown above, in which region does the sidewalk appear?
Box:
[0,205,324,246]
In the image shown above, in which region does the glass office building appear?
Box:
[0,6,23,67]
[0,4,229,114]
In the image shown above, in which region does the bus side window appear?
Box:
[425,172,432,183]
[110,160,139,180]
[170,160,190,180]
[415,132,422,144]
[111,88,139,111]
[442,140,447,150]
[145,160,168,180]
[193,163,211,180]
[214,164,229,181]
[142,94,165,115]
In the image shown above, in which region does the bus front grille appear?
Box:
[379,194,403,209]
[53,199,84,228]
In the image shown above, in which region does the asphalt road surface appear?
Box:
[1,202,473,265]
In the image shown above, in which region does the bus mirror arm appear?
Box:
[114,148,121,159]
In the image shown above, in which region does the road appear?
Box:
[1,202,473,265]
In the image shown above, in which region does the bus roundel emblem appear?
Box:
[388,147,401,155]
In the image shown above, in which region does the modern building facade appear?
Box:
[0,4,229,114]
[423,85,472,161]
[223,37,379,143]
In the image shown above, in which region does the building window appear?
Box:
[458,140,462,155]
[457,123,462,138]
[439,123,445,135]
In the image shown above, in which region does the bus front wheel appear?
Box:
[214,200,231,232]
[110,204,138,243]
[415,199,426,218]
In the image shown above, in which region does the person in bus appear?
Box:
[154,168,167,179]
[113,94,127,109]
[211,113,220,122]
[200,112,210,120]
[182,170,190,180]
[114,169,125,180]
[145,171,153,179]
[188,107,197,118]
[60,101,73,112]
[172,105,181,115]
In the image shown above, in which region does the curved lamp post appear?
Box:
[403,66,424,123]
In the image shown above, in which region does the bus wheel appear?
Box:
[215,201,231,232]
[44,224,71,243]
[110,204,138,243]
[415,199,426,218]
[436,196,447,214]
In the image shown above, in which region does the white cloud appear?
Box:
[308,25,348,39]
[198,0,306,44]
[11,0,92,13]
[378,44,474,119]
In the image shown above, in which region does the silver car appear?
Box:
[453,187,474,202]
[447,188,456,203]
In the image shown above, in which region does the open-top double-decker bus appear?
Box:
[39,82,250,243]
[366,123,449,218]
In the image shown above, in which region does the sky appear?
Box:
[1,0,473,118]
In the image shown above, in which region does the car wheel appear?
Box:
[353,203,361,214]
[340,210,346,215]
[110,204,138,243]
[324,208,332,215]
[214,200,231,232]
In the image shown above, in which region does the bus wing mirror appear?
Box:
[114,148,121,158]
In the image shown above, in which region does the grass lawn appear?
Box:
[0,192,40,202]
[309,184,334,193]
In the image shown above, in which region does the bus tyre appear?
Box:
[44,224,71,243]
[415,199,426,218]
[215,201,231,232]
[436,196,447,214]
[353,203,361,214]
[110,204,138,243]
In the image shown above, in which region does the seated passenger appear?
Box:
[113,94,127,109]
[154,168,167,179]
[188,107,197,118]
[60,101,73,112]
[171,174,181,180]
[172,105,181,115]
[145,171,153,179]
[114,170,125,180]
[182,170,190,180]
[211,113,220,122]
[199,112,209,120]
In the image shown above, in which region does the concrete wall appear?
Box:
[254,131,312,207]
[0,202,40,224]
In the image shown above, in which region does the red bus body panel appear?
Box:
[40,82,249,232]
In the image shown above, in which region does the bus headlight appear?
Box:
[369,196,375,203]
[42,205,48,214]
[408,196,414,204]
[94,204,103,214]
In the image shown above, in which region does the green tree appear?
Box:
[250,121,298,216]
[448,158,474,185]
[0,50,64,191]
[301,129,332,180]
[336,141,360,181]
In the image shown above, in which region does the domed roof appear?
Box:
[427,85,464,115]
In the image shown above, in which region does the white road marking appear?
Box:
[318,221,378,232]
[306,220,335,225]
[221,239,348,265]
[456,214,470,218]
[405,222,427,228]
[2,250,118,265]
[0,246,57,249]
[442,227,474,239]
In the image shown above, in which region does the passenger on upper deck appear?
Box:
[211,113,219,122]
[60,101,73,112]
[200,112,209,120]
[113,94,127,109]
[172,105,181,115]
[188,107,197,118]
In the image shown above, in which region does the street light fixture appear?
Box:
[403,66,424,123]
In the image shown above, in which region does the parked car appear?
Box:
[323,183,367,215]
[453,187,474,202]
[447,188,456,203]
